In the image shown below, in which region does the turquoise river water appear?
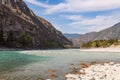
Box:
[0,49,120,80]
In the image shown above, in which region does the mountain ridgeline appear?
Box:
[0,0,72,48]
[64,33,80,39]
[66,22,120,48]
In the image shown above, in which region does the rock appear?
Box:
[46,79,51,80]
[48,73,57,78]
[37,78,44,80]
[48,70,55,73]
[81,63,88,68]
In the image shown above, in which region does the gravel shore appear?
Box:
[66,62,120,80]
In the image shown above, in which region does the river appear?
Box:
[0,49,120,80]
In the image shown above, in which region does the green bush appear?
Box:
[43,40,63,48]
[6,31,14,47]
[18,32,33,47]
[0,28,5,45]
[81,39,119,48]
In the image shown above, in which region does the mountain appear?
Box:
[64,33,80,39]
[71,22,120,47]
[0,0,72,49]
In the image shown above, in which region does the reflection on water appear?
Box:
[0,49,120,80]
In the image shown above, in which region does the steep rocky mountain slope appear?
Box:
[69,22,120,47]
[0,0,72,48]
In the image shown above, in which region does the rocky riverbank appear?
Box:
[66,62,120,80]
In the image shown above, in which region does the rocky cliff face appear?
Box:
[0,0,72,48]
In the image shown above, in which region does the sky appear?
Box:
[24,0,120,34]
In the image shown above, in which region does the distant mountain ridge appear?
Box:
[64,33,80,39]
[68,22,120,47]
[0,0,72,48]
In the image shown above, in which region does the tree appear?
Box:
[6,31,14,47]
[0,28,5,45]
[91,42,97,47]
[18,32,33,47]
[81,39,120,48]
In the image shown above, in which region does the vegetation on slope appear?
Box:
[81,39,120,48]
[0,27,64,48]
[0,27,33,48]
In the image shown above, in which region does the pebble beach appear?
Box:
[66,62,120,80]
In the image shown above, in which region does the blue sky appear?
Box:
[24,0,120,34]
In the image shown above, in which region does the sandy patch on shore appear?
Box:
[80,48,120,52]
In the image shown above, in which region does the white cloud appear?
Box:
[46,0,120,14]
[62,15,83,21]
[68,13,120,32]
[24,0,120,33]
[25,0,120,14]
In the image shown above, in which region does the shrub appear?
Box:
[18,32,33,47]
[6,31,14,47]
[81,39,119,48]
[0,28,5,45]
